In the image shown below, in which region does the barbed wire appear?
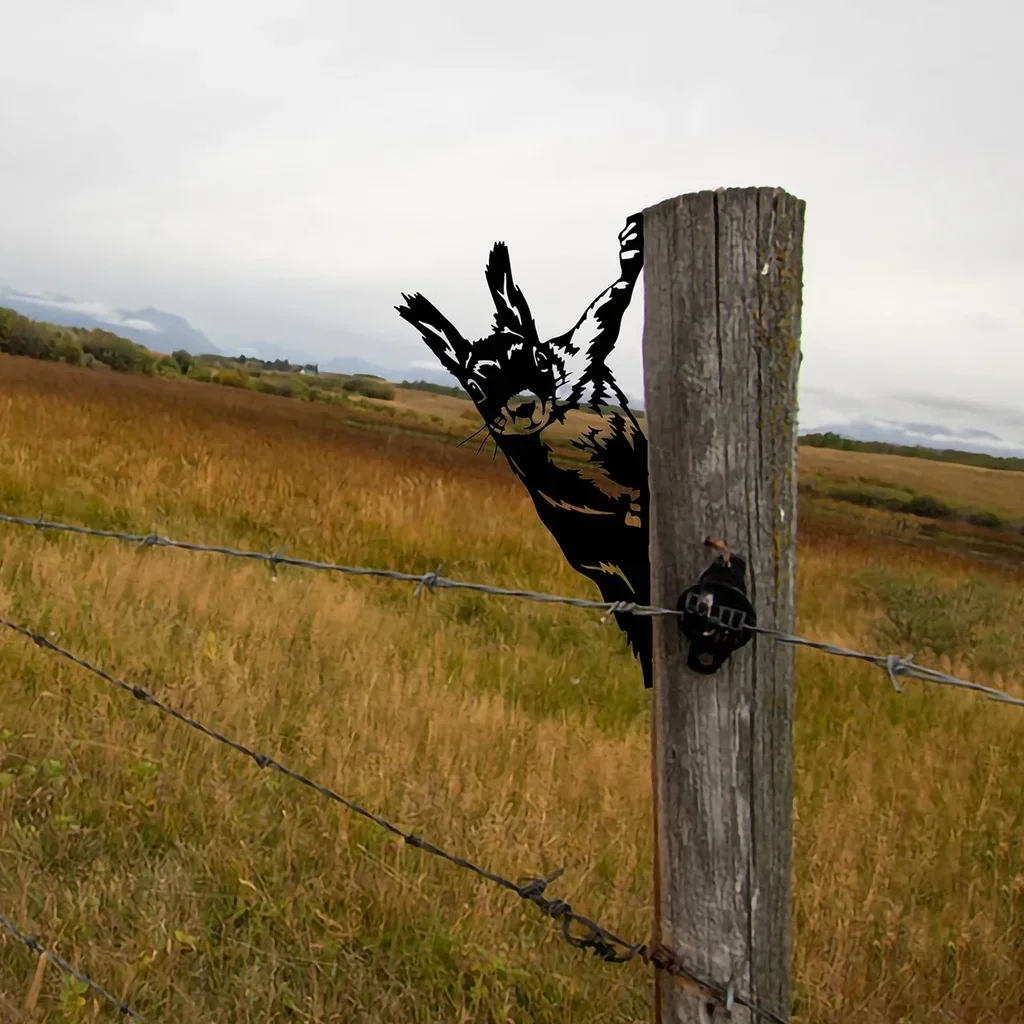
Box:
[0,513,670,614]
[2,512,1021,710]
[0,910,145,1020]
[0,614,787,1024]
[750,625,1024,707]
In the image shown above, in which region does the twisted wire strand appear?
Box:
[0,911,145,1020]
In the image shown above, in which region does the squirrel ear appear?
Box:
[396,293,471,376]
[484,243,539,343]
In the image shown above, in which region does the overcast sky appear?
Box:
[1,0,1021,445]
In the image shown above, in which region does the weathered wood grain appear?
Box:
[641,187,804,1023]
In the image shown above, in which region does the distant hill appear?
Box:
[0,285,222,355]
[119,306,218,355]
[800,430,1024,472]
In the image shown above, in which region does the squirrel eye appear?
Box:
[534,350,548,369]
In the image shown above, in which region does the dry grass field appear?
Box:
[798,446,1024,520]
[1,353,1023,1023]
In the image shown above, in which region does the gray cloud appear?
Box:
[1,0,1021,449]
[888,394,1024,431]
[0,287,161,333]
[798,386,1024,454]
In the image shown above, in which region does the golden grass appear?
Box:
[1,354,1023,1023]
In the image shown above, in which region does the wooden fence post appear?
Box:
[641,188,805,1023]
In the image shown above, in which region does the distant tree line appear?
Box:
[0,305,160,373]
[211,354,320,374]
[800,431,1024,473]
[0,305,400,404]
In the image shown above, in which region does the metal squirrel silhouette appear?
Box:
[396,215,652,687]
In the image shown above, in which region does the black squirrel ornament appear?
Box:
[397,215,653,686]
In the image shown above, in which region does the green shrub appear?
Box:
[255,378,295,398]
[0,315,81,364]
[901,494,953,520]
[79,330,155,373]
[343,377,395,400]
[0,306,17,341]
[217,370,248,389]
[2,321,51,359]
[309,374,346,392]
[54,335,84,365]
[171,349,193,374]
[966,510,1003,530]
[856,569,1022,672]
[154,357,183,378]
[824,484,908,512]
[820,483,956,522]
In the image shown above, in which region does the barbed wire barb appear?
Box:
[0,612,787,1023]
[414,562,444,597]
[748,625,1024,708]
[267,544,289,578]
[0,911,146,1020]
